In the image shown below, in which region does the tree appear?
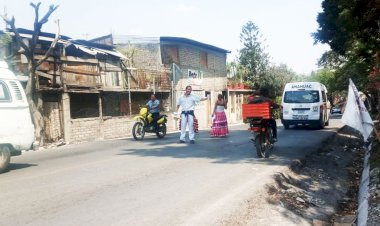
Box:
[238,21,270,87]
[313,0,380,112]
[2,2,59,146]
[313,0,379,60]
[264,64,297,97]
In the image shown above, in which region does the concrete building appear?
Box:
[92,35,231,129]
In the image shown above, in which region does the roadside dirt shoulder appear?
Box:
[221,126,366,226]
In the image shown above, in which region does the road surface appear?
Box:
[0,117,343,226]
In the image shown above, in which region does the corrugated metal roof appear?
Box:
[3,28,127,60]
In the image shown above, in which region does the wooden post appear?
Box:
[128,70,132,116]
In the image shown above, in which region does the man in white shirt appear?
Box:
[176,85,207,144]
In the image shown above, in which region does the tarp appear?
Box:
[341,79,373,141]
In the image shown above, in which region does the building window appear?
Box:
[70,93,99,119]
[200,51,208,68]
[101,71,121,87]
[102,92,125,117]
[161,45,179,65]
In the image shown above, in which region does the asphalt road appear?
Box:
[0,116,343,226]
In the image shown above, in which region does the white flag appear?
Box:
[341,79,373,141]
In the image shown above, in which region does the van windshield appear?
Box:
[284,90,319,103]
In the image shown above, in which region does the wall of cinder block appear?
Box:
[69,115,180,143]
[102,117,133,139]
[70,117,133,143]
[176,45,227,91]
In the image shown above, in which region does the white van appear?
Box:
[281,82,330,129]
[0,61,34,173]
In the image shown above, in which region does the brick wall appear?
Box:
[118,43,163,71]
[71,118,101,143]
[43,102,63,142]
[102,117,133,139]
[178,45,227,71]
[70,116,133,143]
[175,45,227,91]
[69,114,182,143]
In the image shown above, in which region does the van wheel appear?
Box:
[0,145,11,173]
[319,118,325,129]
[284,123,289,130]
[282,121,290,130]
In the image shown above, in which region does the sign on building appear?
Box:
[188,69,203,85]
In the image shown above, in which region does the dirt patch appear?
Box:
[219,126,379,226]
[368,141,380,226]
[264,126,365,225]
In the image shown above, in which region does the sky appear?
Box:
[0,0,329,75]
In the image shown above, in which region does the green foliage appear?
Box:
[313,0,380,114]
[309,68,335,91]
[227,61,250,84]
[0,33,11,45]
[264,64,298,97]
[236,21,300,98]
[313,0,379,61]
[238,21,270,87]
[313,0,380,92]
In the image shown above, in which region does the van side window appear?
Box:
[321,91,327,102]
[0,81,11,102]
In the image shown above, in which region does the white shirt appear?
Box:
[177,94,201,111]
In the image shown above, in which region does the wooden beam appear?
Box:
[33,55,99,64]
[35,70,61,84]
[60,56,98,64]
[62,66,99,76]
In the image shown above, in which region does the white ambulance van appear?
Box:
[0,61,34,173]
[281,82,330,129]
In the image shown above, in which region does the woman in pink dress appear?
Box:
[210,94,229,137]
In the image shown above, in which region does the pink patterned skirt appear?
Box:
[210,111,229,137]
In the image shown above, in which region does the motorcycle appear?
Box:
[249,117,275,158]
[132,107,167,140]
[242,102,275,158]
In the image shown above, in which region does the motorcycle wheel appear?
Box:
[255,134,266,158]
[132,121,145,140]
[156,124,167,138]
[255,131,272,158]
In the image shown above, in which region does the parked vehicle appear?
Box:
[242,102,275,158]
[132,107,167,140]
[281,82,330,129]
[0,61,34,173]
[331,106,342,114]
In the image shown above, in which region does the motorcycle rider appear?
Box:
[146,94,160,130]
[248,87,279,142]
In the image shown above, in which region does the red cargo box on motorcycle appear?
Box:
[242,103,271,119]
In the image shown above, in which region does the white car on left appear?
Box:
[0,61,34,173]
